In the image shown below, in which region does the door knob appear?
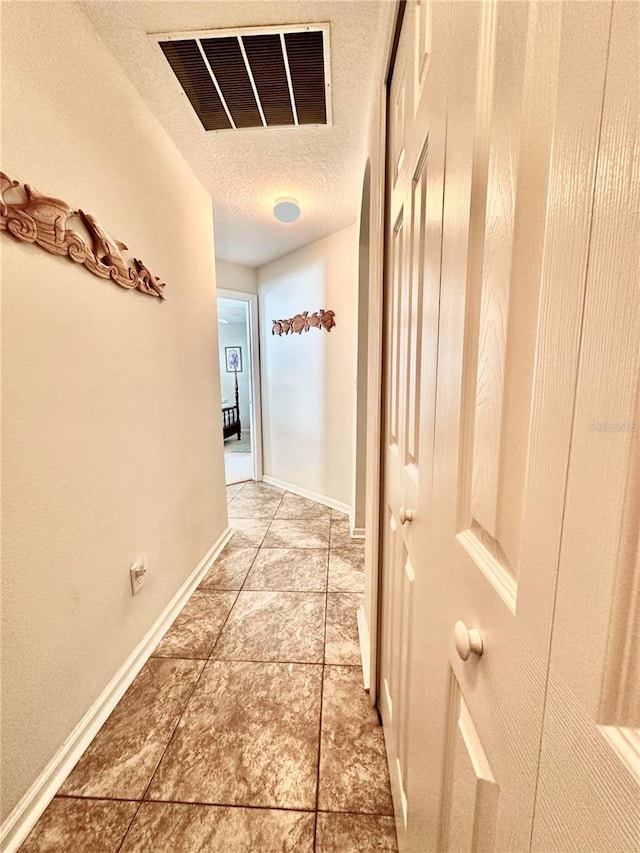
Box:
[454,620,484,660]
[399,506,415,524]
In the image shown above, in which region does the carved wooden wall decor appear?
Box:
[0,172,166,300]
[272,309,336,336]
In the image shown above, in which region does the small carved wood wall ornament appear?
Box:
[272,309,336,336]
[0,172,166,300]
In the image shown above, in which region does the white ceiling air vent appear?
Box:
[155,24,331,132]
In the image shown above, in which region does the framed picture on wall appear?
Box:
[225,346,243,373]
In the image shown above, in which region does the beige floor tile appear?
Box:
[329,518,353,548]
[244,548,328,591]
[263,518,330,549]
[239,481,285,497]
[325,593,362,665]
[29,488,399,846]
[275,493,331,520]
[146,660,322,810]
[152,591,236,659]
[227,492,282,520]
[120,802,314,852]
[226,483,244,503]
[319,666,394,815]
[19,798,137,853]
[229,519,270,548]
[212,591,325,663]
[316,812,398,852]
[328,547,365,593]
[59,658,204,799]
[199,545,258,590]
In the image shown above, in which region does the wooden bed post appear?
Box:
[234,369,241,439]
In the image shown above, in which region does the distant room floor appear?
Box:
[224,430,252,485]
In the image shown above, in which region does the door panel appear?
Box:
[405,162,424,468]
[402,2,577,847]
[531,3,640,848]
[390,211,405,447]
[440,679,499,853]
[413,0,431,112]
[379,2,447,845]
[468,1,528,553]
[378,2,636,851]
[436,2,613,848]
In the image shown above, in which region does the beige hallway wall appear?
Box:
[216,259,258,295]
[258,225,358,508]
[0,1,226,821]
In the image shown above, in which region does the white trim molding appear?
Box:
[217,288,263,483]
[357,605,371,691]
[0,527,232,853]
[262,475,351,517]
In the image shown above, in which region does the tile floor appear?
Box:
[21,482,397,852]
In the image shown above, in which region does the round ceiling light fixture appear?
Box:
[273,197,301,224]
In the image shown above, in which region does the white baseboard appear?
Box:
[262,475,352,517]
[0,527,232,853]
[356,605,371,692]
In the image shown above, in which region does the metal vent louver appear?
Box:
[157,25,331,132]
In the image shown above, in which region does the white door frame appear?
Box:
[217,288,263,482]
[363,2,405,708]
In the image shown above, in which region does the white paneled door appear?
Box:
[379,2,640,852]
[530,2,640,848]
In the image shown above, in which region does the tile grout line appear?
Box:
[33,487,381,848]
[230,482,333,847]
[201,585,328,594]
[313,545,331,851]
[205,588,243,661]
[237,488,285,594]
[115,616,243,853]
[208,656,326,666]
[228,480,287,549]
[136,665,211,805]
[64,527,251,852]
[163,534,261,661]
[134,582,244,808]
[115,800,142,852]
[53,539,252,853]
[55,792,396,819]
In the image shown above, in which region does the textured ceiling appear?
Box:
[78,1,396,267]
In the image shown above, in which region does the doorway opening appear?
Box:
[217,291,262,485]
